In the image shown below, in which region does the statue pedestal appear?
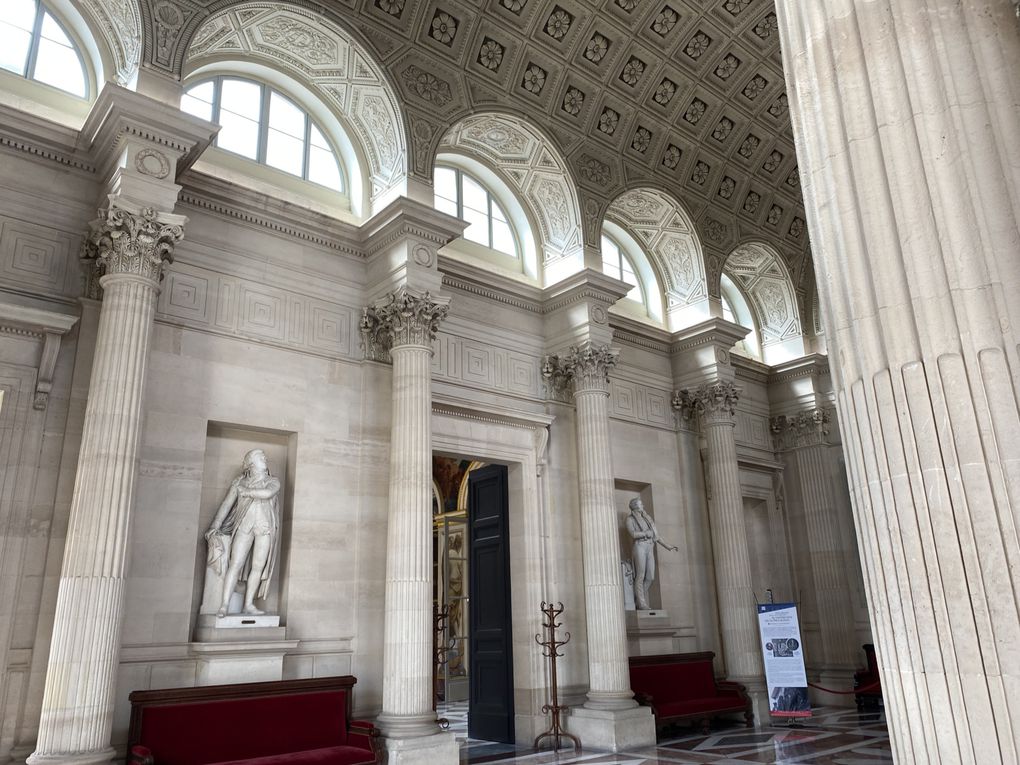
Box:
[626,610,677,656]
[191,615,297,686]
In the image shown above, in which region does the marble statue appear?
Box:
[205,449,281,617]
[625,497,677,610]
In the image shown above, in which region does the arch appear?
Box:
[73,0,141,85]
[604,187,708,331]
[185,2,407,217]
[438,112,584,285]
[723,241,805,364]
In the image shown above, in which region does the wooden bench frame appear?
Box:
[128,676,380,765]
[630,652,753,735]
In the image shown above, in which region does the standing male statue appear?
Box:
[205,449,281,617]
[625,497,677,610]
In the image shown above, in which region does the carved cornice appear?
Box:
[540,269,631,316]
[360,197,466,258]
[360,288,450,361]
[669,318,750,356]
[81,197,186,292]
[542,341,618,399]
[767,353,831,385]
[672,381,741,426]
[179,173,363,259]
[770,407,833,451]
[438,254,543,314]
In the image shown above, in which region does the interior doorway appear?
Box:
[432,455,515,744]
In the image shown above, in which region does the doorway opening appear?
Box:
[432,455,515,745]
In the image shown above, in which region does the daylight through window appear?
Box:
[434,166,519,258]
[0,0,87,98]
[182,77,345,192]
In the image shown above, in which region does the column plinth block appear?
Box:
[566,705,656,751]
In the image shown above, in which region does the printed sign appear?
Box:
[757,603,811,718]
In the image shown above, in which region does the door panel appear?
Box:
[467,464,514,744]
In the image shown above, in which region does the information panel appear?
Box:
[757,603,811,718]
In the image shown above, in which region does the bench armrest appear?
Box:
[715,680,750,702]
[128,745,154,765]
[349,720,382,761]
[633,692,654,707]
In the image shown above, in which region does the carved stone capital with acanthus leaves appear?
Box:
[360,288,450,362]
[770,408,832,451]
[671,381,740,426]
[542,341,618,400]
[81,198,185,297]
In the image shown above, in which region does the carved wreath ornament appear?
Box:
[81,203,184,285]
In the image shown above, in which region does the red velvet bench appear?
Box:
[629,652,752,735]
[127,676,380,765]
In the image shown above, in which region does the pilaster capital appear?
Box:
[81,197,186,295]
[542,341,618,400]
[770,407,833,451]
[672,381,740,425]
[360,288,450,361]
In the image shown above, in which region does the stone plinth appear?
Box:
[566,705,656,751]
[191,634,298,687]
[625,610,677,656]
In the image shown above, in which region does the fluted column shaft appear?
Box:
[683,383,761,682]
[702,421,759,680]
[795,446,858,670]
[777,2,1019,761]
[30,203,183,765]
[366,290,449,739]
[545,343,635,711]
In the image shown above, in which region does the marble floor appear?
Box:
[437,702,893,764]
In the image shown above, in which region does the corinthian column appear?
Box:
[777,2,1019,761]
[361,289,457,763]
[676,383,763,699]
[544,342,655,751]
[771,409,859,698]
[29,199,185,765]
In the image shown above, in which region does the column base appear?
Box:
[27,748,115,765]
[566,705,656,751]
[810,669,857,708]
[382,731,459,765]
[376,712,443,739]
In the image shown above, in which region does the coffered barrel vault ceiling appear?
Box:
[127,0,812,293]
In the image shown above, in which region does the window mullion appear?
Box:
[487,194,494,249]
[302,117,311,180]
[25,2,45,79]
[257,84,270,164]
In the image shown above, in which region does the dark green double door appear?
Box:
[466,464,514,744]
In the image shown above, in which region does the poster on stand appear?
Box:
[757,603,811,718]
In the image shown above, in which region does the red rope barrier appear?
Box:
[807,680,881,695]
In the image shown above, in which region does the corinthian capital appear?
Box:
[672,381,740,425]
[360,288,450,361]
[81,199,185,292]
[770,408,832,451]
[542,341,618,399]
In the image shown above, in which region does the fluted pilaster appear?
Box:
[30,200,182,765]
[543,343,635,710]
[369,289,449,739]
[771,410,858,672]
[676,383,761,682]
[777,1,1020,760]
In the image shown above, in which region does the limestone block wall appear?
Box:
[0,134,872,758]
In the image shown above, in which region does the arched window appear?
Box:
[601,234,643,303]
[182,77,345,192]
[434,166,519,258]
[721,273,762,359]
[0,0,88,98]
